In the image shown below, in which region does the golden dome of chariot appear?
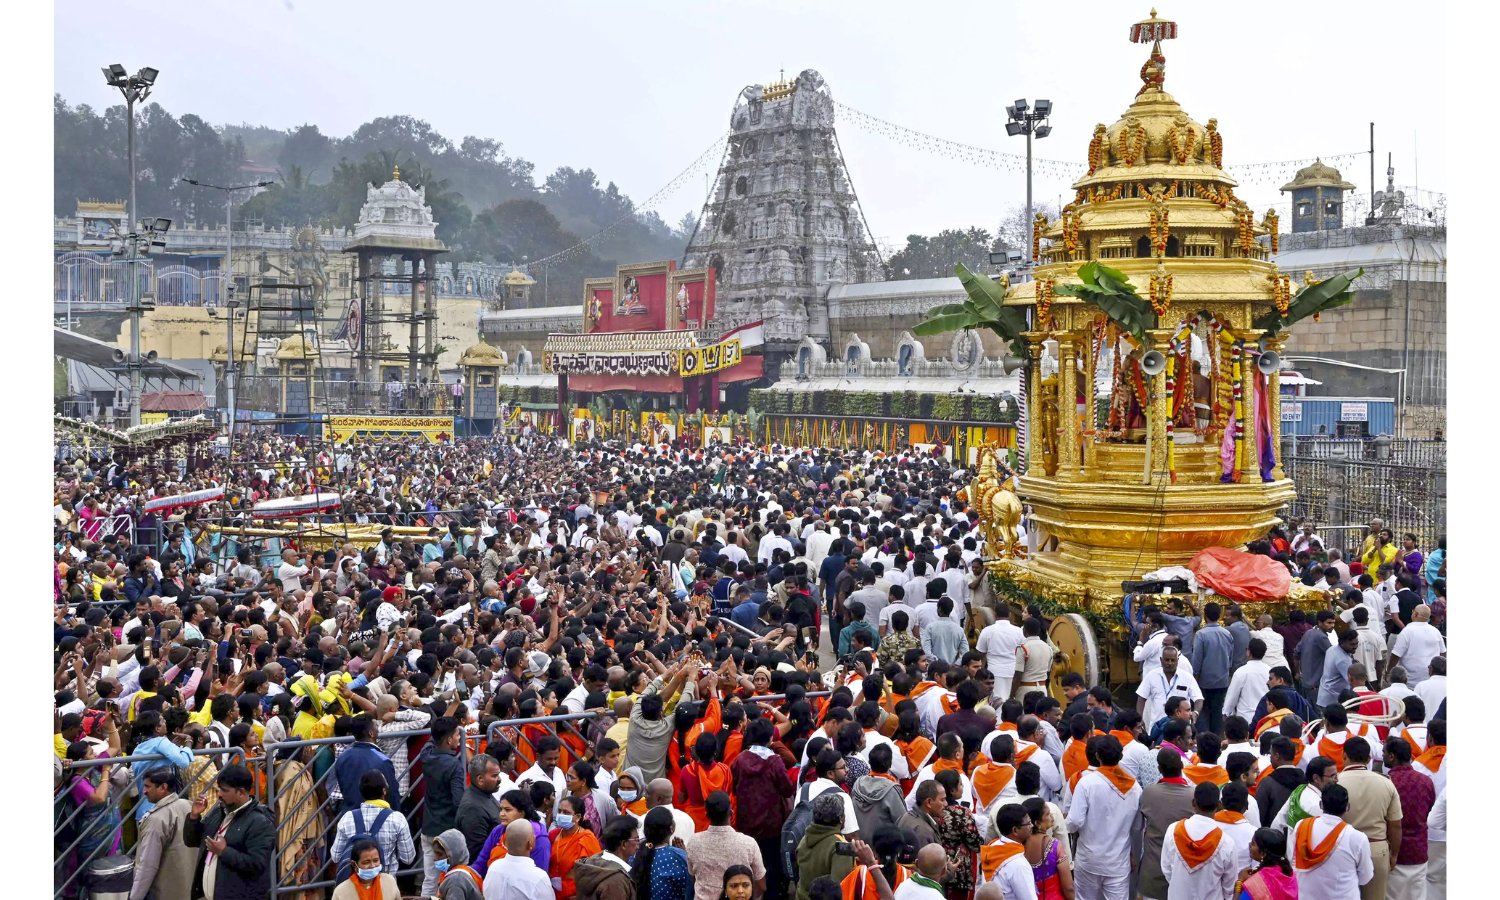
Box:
[273,334,320,360]
[459,341,507,367]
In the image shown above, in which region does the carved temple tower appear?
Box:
[684,70,884,360]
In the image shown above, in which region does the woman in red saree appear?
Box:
[1236,827,1297,900]
[677,732,735,831]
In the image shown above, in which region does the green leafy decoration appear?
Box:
[1255,268,1364,337]
[912,263,1031,359]
[1051,261,1157,344]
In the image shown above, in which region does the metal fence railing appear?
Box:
[264,711,602,899]
[1287,435,1447,469]
[1281,453,1447,552]
[54,746,247,899]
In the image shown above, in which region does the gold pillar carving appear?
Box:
[1024,334,1046,476]
[1081,333,1097,481]
[1264,334,1285,480]
[1240,329,1265,483]
[1149,329,1172,479]
[1057,334,1081,482]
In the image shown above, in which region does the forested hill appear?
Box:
[54,95,696,306]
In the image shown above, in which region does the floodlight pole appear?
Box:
[105,64,156,427]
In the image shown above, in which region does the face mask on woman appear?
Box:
[433,859,450,874]
[357,866,380,882]
[618,789,638,803]
[554,813,575,830]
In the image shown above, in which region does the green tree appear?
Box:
[887,227,993,279]
[278,124,334,182]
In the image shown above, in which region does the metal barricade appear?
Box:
[265,712,603,899]
[53,746,246,899]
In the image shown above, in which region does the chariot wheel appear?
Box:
[1048,612,1100,701]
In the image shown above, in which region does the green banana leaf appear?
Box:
[1255,268,1364,337]
[954,263,1031,358]
[912,312,983,335]
[1051,261,1157,344]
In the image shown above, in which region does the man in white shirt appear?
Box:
[1413,659,1446,717]
[981,805,1037,900]
[1250,615,1288,670]
[1136,647,1203,733]
[1390,606,1445,685]
[1064,739,1141,900]
[757,525,792,564]
[483,819,554,900]
[515,737,567,816]
[1132,616,1168,679]
[1379,667,1417,704]
[974,604,1026,703]
[1222,638,1271,723]
[1160,784,1240,900]
[277,548,309,594]
[1291,785,1374,900]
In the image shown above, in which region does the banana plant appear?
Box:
[1051,260,1157,345]
[913,262,1031,359]
[1254,268,1364,337]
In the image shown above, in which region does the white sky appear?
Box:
[55,1,1446,246]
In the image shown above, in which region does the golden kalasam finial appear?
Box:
[393,165,400,182]
[1130,9,1177,96]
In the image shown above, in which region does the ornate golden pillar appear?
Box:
[1265,334,1286,480]
[1024,333,1046,476]
[1148,328,1172,480]
[1057,333,1082,482]
[1081,332,1097,480]
[1240,328,1265,484]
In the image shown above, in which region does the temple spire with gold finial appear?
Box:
[1130,8,1177,96]
[393,165,400,182]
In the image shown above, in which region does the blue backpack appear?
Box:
[335,807,394,881]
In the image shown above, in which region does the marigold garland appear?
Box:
[1032,213,1047,262]
[1269,273,1291,315]
[1207,119,1224,168]
[1168,125,1196,164]
[1036,277,1057,326]
[1264,210,1280,253]
[1149,268,1174,315]
[1087,124,1107,174]
[1237,209,1256,255]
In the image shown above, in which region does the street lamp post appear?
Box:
[182,178,273,457]
[103,63,158,427]
[1005,99,1053,247]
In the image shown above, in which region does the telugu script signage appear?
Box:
[1340,402,1368,422]
[1282,402,1302,422]
[678,338,742,377]
[322,415,454,444]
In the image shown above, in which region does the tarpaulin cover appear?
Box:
[1186,546,1291,601]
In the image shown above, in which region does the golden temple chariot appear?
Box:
[981,10,1335,620]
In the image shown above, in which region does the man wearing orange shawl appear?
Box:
[1183,732,1230,786]
[969,735,1019,824]
[979,805,1034,897]
[677,732,735,832]
[1060,716,1100,793]
[1063,736,1140,900]
[1412,718,1445,795]
[1293,784,1375,897]
[1314,705,1378,771]
[1159,783,1239,899]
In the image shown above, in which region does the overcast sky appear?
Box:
[55,0,1446,247]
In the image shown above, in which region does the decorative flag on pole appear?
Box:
[719,319,765,349]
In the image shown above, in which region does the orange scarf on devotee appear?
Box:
[1015,741,1041,764]
[1062,739,1091,790]
[625,797,648,816]
[1400,727,1427,760]
[1214,811,1247,825]
[1184,764,1229,786]
[979,839,1028,881]
[871,771,900,785]
[1318,726,1370,770]
[1093,764,1137,796]
[1416,744,1446,771]
[897,736,935,775]
[681,761,735,832]
[1173,820,1224,868]
[349,873,385,900]
[971,762,1016,808]
[1294,818,1347,870]
[722,732,744,767]
[1109,730,1137,749]
[998,722,1018,732]
[931,757,964,776]
[1254,707,1291,739]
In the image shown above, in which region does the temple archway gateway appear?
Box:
[964,10,1360,678]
